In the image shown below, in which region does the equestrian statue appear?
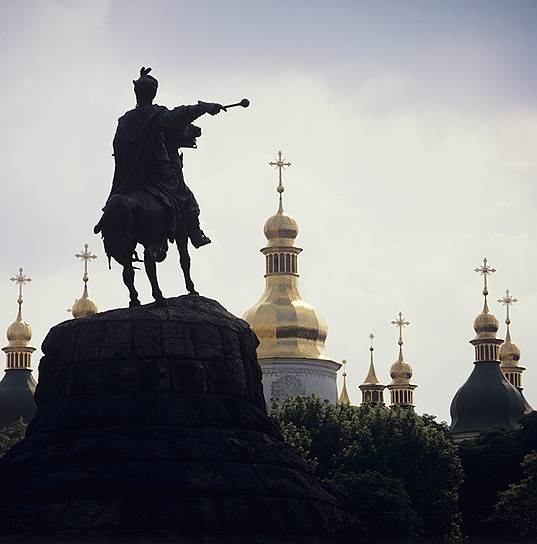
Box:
[94,67,248,306]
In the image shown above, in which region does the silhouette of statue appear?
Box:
[95,67,229,306]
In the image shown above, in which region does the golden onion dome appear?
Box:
[244,288,329,359]
[71,244,98,319]
[244,156,331,361]
[473,309,499,339]
[72,295,98,319]
[389,356,413,385]
[6,310,32,348]
[71,284,98,319]
[263,208,299,247]
[499,339,521,366]
[498,290,521,368]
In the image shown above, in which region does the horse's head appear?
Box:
[171,123,202,149]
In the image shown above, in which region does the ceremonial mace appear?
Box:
[222,98,250,110]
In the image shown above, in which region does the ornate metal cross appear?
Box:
[369,332,375,349]
[474,257,496,293]
[75,243,97,282]
[10,267,31,304]
[341,358,347,377]
[391,312,410,346]
[269,150,291,192]
[498,289,518,324]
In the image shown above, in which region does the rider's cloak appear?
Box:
[109,103,206,240]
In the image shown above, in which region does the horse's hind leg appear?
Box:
[144,249,165,304]
[122,264,140,307]
[177,232,198,295]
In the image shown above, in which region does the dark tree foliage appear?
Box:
[520,410,537,453]
[330,471,419,539]
[270,395,463,541]
[458,411,537,538]
[458,428,522,536]
[0,418,26,457]
[493,452,537,539]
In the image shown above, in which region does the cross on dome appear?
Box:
[10,268,31,306]
[474,257,496,294]
[75,243,97,283]
[391,312,410,347]
[269,150,291,212]
[498,289,518,325]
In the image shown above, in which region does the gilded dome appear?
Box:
[244,175,330,361]
[72,294,98,319]
[263,209,299,246]
[389,355,413,385]
[6,311,32,348]
[244,280,330,360]
[473,309,499,340]
[499,340,521,366]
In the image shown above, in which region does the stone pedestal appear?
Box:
[0,296,357,543]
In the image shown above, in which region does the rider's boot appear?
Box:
[185,211,211,248]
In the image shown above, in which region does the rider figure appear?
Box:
[96,67,224,249]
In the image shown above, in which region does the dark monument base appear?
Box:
[0,296,358,543]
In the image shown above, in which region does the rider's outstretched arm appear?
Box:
[161,102,224,129]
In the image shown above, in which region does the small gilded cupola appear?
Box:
[71,244,98,319]
[3,268,35,370]
[497,290,522,386]
[387,313,416,408]
[497,290,531,413]
[359,333,386,405]
[471,258,503,361]
[338,359,351,405]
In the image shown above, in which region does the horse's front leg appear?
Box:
[122,263,140,307]
[177,232,198,295]
[143,249,165,304]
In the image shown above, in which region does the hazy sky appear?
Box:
[1,0,536,421]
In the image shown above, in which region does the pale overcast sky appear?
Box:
[1,0,536,421]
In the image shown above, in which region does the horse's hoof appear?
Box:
[188,290,199,296]
[155,297,168,307]
[129,299,141,308]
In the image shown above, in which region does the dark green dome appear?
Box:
[450,362,525,438]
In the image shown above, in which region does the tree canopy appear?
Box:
[270,395,463,541]
[458,410,537,538]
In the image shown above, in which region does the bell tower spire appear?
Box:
[387,312,416,408]
[471,258,502,362]
[3,268,35,370]
[244,150,341,403]
[359,333,385,405]
[338,359,351,405]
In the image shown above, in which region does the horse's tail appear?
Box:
[96,194,136,267]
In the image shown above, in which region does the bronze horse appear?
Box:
[95,187,196,307]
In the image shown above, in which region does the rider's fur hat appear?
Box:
[133,67,158,96]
